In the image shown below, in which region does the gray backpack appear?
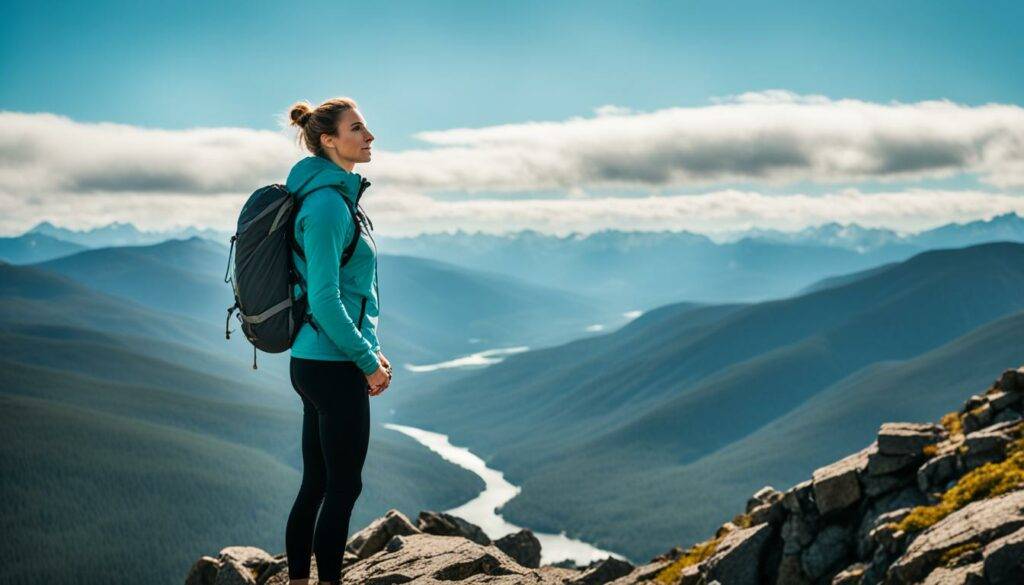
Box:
[224,180,370,369]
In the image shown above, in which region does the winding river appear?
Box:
[383,422,627,566]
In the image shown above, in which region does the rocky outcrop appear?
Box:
[187,366,1024,585]
[186,508,631,584]
[632,365,1024,585]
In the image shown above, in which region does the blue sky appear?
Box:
[4,0,1021,148]
[1,1,1022,236]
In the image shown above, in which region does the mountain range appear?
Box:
[392,241,1024,561]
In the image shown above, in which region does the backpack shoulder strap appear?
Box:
[334,188,362,267]
[289,186,361,265]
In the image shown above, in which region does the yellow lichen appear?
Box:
[653,537,722,584]
[940,411,963,437]
[938,541,981,567]
[896,434,1024,534]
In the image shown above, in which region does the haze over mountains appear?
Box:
[5,214,1024,580]
[7,212,1024,311]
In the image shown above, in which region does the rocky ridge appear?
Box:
[187,366,1024,584]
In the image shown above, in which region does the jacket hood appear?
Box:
[285,155,364,203]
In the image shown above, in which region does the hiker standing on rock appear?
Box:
[283,96,393,585]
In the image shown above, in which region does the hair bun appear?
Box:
[289,102,313,127]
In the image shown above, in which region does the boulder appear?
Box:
[831,562,866,584]
[345,508,422,560]
[566,557,634,585]
[889,490,1024,583]
[605,559,673,584]
[783,479,817,516]
[212,558,255,585]
[418,510,492,545]
[997,367,1024,394]
[981,525,1024,584]
[918,561,986,585]
[963,403,994,434]
[918,451,960,495]
[703,523,772,585]
[877,423,945,455]
[185,556,220,585]
[987,389,1021,412]
[801,523,853,580]
[812,445,870,515]
[494,529,542,568]
[342,532,560,583]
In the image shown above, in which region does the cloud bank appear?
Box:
[1,91,1023,235]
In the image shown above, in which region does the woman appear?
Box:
[284,96,393,585]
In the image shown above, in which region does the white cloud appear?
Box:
[2,92,1024,236]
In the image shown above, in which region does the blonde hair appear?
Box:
[287,97,360,157]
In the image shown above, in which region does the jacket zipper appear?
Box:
[357,295,367,330]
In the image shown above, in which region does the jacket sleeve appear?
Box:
[300,191,381,375]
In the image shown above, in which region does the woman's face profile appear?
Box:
[322,108,375,166]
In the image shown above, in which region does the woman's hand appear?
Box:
[366,351,392,396]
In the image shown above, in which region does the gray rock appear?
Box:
[704,523,772,585]
[963,403,993,434]
[877,423,945,456]
[776,553,812,585]
[185,556,220,585]
[567,557,634,585]
[345,508,422,560]
[813,445,870,516]
[982,525,1024,584]
[857,487,925,558]
[918,451,960,495]
[783,479,817,516]
[418,510,492,545]
[831,562,866,584]
[867,441,924,476]
[341,532,559,583]
[212,558,255,585]
[992,407,1023,425]
[997,367,1024,393]
[801,523,853,580]
[964,428,1013,455]
[919,561,986,585]
[890,489,1024,583]
[987,389,1021,411]
[862,469,915,498]
[782,513,817,554]
[746,485,782,512]
[494,529,542,568]
[605,560,673,584]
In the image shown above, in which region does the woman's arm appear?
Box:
[301,191,382,375]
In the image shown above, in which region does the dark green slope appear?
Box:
[0,360,484,585]
[0,393,300,585]
[0,261,224,354]
[35,237,229,322]
[0,328,290,408]
[501,309,1024,561]
[399,243,1024,470]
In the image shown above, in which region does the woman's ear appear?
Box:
[320,132,334,152]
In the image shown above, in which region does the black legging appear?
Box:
[286,356,370,582]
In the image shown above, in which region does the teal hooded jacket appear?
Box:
[286,155,382,375]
